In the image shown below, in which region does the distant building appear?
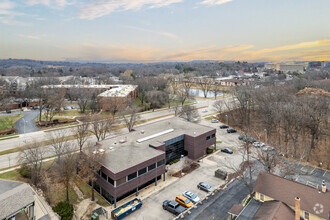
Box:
[308,61,325,69]
[264,63,306,73]
[41,84,138,111]
[89,117,216,207]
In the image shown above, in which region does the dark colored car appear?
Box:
[220,125,229,129]
[163,200,186,216]
[197,182,213,193]
[227,128,237,133]
[221,148,233,154]
[6,109,11,114]
[238,135,256,143]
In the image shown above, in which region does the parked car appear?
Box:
[64,106,72,110]
[163,200,186,216]
[32,106,39,110]
[220,125,229,129]
[175,195,194,208]
[6,109,11,114]
[211,119,219,123]
[202,109,208,113]
[226,128,237,133]
[253,142,265,148]
[221,148,233,154]
[183,191,200,203]
[197,182,213,193]
[262,145,275,152]
[238,135,256,143]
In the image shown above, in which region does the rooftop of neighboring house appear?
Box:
[253,171,330,219]
[0,179,35,219]
[95,117,215,173]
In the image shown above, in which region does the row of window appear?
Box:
[206,133,216,141]
[100,159,165,187]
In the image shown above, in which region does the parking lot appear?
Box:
[126,131,244,220]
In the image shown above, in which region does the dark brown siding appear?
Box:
[97,153,165,198]
[184,129,216,160]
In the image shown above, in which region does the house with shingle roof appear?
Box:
[231,171,330,220]
[0,179,35,220]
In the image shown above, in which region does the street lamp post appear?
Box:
[226,114,228,125]
[264,128,267,143]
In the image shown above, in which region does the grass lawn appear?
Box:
[0,114,23,130]
[47,184,79,206]
[0,169,21,181]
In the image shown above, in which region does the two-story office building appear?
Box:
[92,117,216,207]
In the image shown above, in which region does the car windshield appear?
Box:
[191,194,197,199]
[204,184,211,189]
[185,199,190,204]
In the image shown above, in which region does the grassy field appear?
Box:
[0,114,23,130]
[0,169,21,181]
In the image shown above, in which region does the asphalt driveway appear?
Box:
[14,110,40,134]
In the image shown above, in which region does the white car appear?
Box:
[211,119,219,123]
[202,109,208,113]
[253,142,265,148]
[183,191,200,203]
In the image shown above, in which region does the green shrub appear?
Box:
[207,148,214,154]
[169,158,180,165]
[53,201,74,220]
[18,165,31,179]
[244,197,252,206]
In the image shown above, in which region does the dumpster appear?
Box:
[215,169,227,180]
[111,198,142,220]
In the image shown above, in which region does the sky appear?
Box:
[0,0,329,63]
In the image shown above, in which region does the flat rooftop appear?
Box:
[41,84,137,98]
[97,117,215,173]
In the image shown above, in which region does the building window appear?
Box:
[211,133,215,138]
[116,177,126,186]
[206,136,210,140]
[259,193,264,202]
[128,172,137,181]
[157,159,165,167]
[148,163,156,171]
[138,167,147,176]
[101,172,107,180]
[107,177,114,186]
[304,211,310,220]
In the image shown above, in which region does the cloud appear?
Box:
[123,25,178,39]
[0,1,25,25]
[25,0,72,7]
[58,43,161,61]
[240,40,330,60]
[79,0,183,20]
[26,0,51,6]
[19,34,45,39]
[199,0,233,6]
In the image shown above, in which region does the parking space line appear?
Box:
[306,181,318,189]
[310,167,315,174]
[322,171,327,177]
[300,166,308,172]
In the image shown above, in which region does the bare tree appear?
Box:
[220,141,256,197]
[197,78,212,98]
[101,97,125,118]
[19,141,46,186]
[79,144,104,201]
[90,115,115,141]
[74,119,90,152]
[178,105,200,122]
[121,104,140,132]
[55,147,77,201]
[77,89,95,114]
[50,130,71,162]
[146,90,168,111]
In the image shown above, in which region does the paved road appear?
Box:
[14,110,40,134]
[188,179,248,220]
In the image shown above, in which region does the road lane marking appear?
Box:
[306,181,318,189]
